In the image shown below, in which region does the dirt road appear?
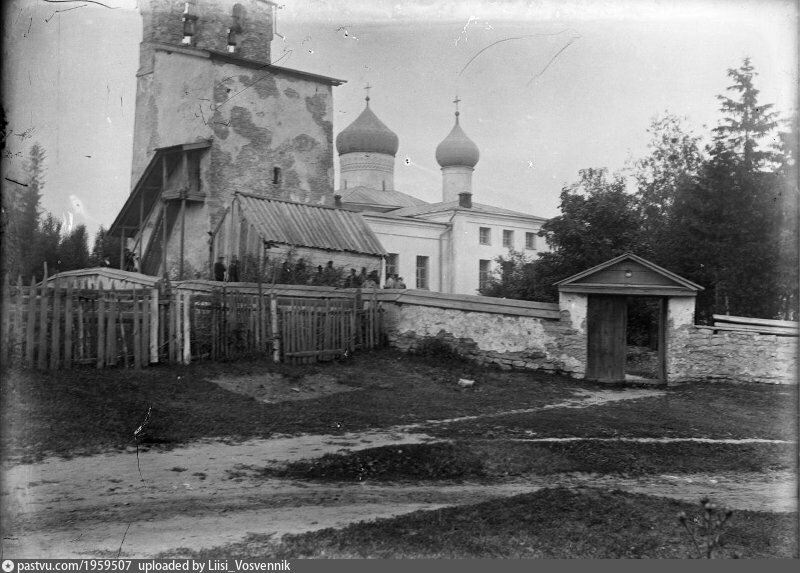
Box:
[3,429,795,558]
[2,387,795,558]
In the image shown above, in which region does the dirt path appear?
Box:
[2,388,795,558]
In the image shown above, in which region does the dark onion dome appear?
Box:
[336,99,399,156]
[435,112,479,168]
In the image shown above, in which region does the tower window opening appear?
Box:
[273,167,282,185]
[227,28,238,52]
[228,4,245,53]
[182,3,197,45]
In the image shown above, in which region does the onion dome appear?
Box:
[336,96,399,156]
[435,111,479,168]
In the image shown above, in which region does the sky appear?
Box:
[2,0,798,240]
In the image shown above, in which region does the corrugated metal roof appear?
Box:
[391,200,548,221]
[236,193,386,256]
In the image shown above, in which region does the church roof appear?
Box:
[336,99,399,156]
[391,200,547,221]
[235,193,386,256]
[339,186,428,210]
[435,112,479,168]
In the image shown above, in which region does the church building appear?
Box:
[109,0,362,278]
[108,0,548,291]
[337,94,549,295]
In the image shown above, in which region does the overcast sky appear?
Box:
[2,0,797,239]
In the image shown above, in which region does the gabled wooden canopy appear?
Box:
[555,252,704,297]
[109,140,211,236]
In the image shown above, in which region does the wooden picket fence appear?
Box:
[1,273,384,370]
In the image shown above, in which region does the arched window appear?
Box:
[273,167,282,185]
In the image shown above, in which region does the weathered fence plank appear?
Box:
[97,283,106,369]
[26,277,36,368]
[64,280,74,369]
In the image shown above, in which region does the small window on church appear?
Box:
[479,259,492,291]
[479,227,491,245]
[228,4,245,53]
[181,3,197,45]
[416,256,429,290]
[503,229,514,248]
[273,167,282,185]
[525,232,537,250]
[385,253,398,278]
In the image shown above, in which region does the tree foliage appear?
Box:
[2,143,97,282]
[530,168,643,300]
[484,58,796,321]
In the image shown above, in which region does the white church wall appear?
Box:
[450,212,546,295]
[363,216,446,291]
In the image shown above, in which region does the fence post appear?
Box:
[150,287,159,364]
[182,291,191,365]
[270,293,280,363]
[107,286,118,366]
[133,285,142,369]
[64,279,74,369]
[13,276,24,365]
[26,276,36,368]
[50,275,62,369]
[97,283,106,369]
[37,266,49,370]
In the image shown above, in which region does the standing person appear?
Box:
[357,267,367,287]
[395,276,406,289]
[228,255,240,282]
[384,274,396,289]
[345,268,358,288]
[364,270,379,289]
[214,256,226,282]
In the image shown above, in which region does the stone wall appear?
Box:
[379,295,586,377]
[377,290,796,385]
[669,325,797,384]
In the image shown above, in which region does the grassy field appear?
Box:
[167,488,798,559]
[3,348,797,558]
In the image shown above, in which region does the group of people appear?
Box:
[214,255,240,282]
[212,256,406,289]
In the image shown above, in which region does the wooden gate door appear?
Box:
[586,295,627,382]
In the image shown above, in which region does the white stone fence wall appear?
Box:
[373,289,587,377]
[375,290,797,384]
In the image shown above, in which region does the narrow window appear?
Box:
[181,3,197,45]
[385,253,398,279]
[272,166,282,185]
[525,232,537,250]
[228,4,245,53]
[416,256,429,290]
[503,229,514,248]
[479,259,491,290]
[479,227,491,245]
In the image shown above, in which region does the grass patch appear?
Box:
[430,381,798,441]
[162,487,799,558]
[0,349,584,461]
[253,440,794,482]
[262,442,486,481]
[473,440,796,476]
[2,348,795,462]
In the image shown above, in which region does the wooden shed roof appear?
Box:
[234,193,386,256]
[555,252,704,296]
